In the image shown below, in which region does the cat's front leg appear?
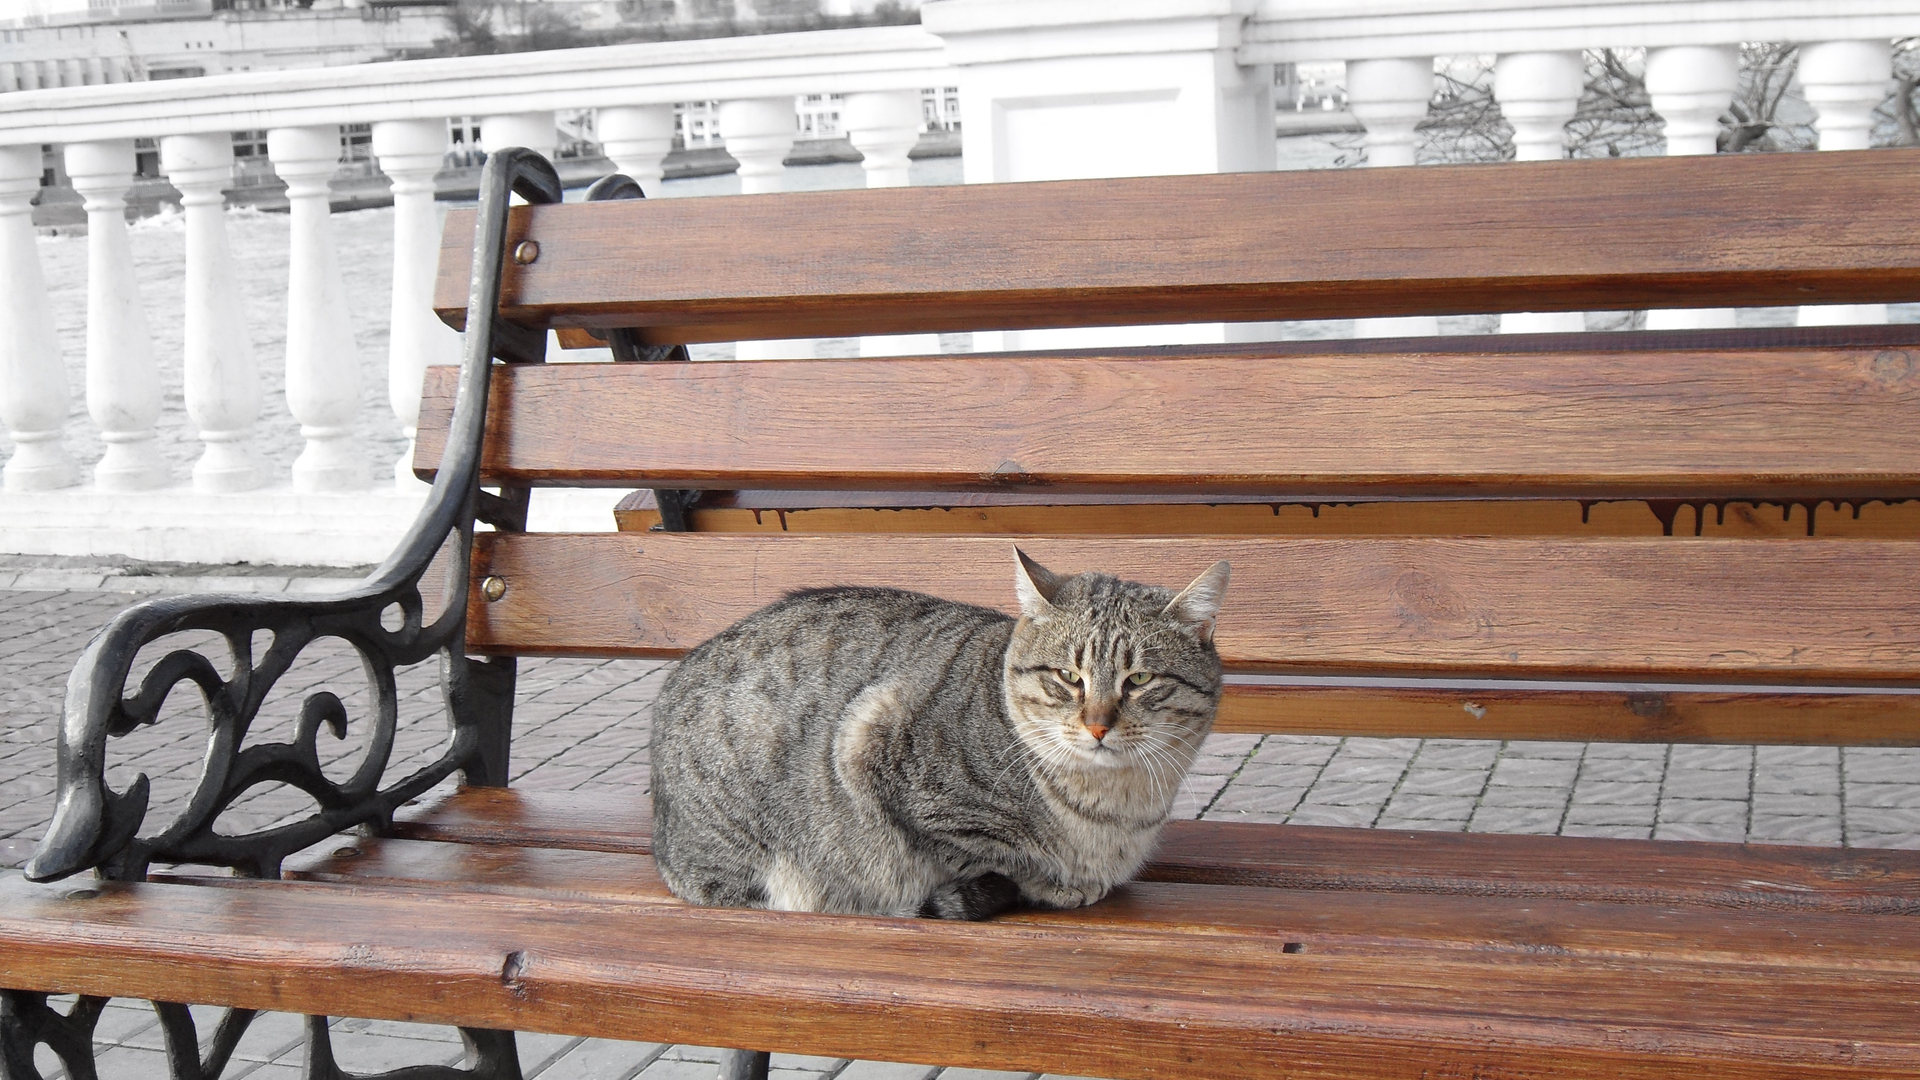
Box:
[919,873,1022,920]
[1013,874,1106,911]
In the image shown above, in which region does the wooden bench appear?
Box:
[7,145,1920,1080]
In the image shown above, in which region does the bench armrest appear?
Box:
[25,150,565,884]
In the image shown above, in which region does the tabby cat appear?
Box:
[648,549,1230,920]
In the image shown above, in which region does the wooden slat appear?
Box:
[432,149,1920,341]
[610,491,1920,539]
[9,871,1920,1079]
[465,532,1920,685]
[411,346,1920,500]
[389,788,1920,916]
[276,835,1920,964]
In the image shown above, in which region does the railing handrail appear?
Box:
[0,23,949,144]
[1241,0,1920,63]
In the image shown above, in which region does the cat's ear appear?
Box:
[1163,560,1230,645]
[1013,548,1064,620]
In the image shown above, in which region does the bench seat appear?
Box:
[9,786,1920,1080]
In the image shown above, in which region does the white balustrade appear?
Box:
[1799,40,1895,328]
[372,118,461,490]
[596,105,675,196]
[0,144,76,492]
[66,139,168,490]
[1643,45,1739,330]
[5,8,1920,565]
[161,131,265,493]
[268,125,369,492]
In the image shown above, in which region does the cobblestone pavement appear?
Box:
[5,580,1919,1079]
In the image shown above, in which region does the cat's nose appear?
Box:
[1084,723,1110,741]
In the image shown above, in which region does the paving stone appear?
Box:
[1751,793,1841,818]
[1476,784,1574,809]
[274,1030,463,1073]
[1314,758,1407,784]
[1336,737,1421,759]
[1379,793,1476,820]
[773,1053,850,1071]
[1756,745,1840,767]
[1499,741,1585,759]
[1374,815,1468,832]
[1844,832,1920,849]
[1841,749,1920,784]
[1208,784,1305,815]
[1574,756,1664,783]
[538,1037,667,1080]
[1286,803,1381,828]
[1657,799,1747,826]
[1564,801,1656,827]
[1410,740,1500,770]
[1296,781,1397,806]
[1578,743,1668,760]
[1753,766,1841,796]
[636,1056,729,1080]
[93,1044,177,1080]
[1653,820,1749,843]
[1569,780,1660,805]
[1749,815,1844,845]
[1488,757,1579,787]
[936,1069,1039,1080]
[1393,770,1488,797]
[1559,823,1652,839]
[1248,737,1341,767]
[1849,807,1920,833]
[833,1061,940,1080]
[1841,783,1920,809]
[1229,764,1323,789]
[1660,769,1751,801]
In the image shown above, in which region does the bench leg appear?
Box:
[0,990,105,1080]
[302,1016,523,1080]
[153,1001,256,1080]
[720,1049,770,1080]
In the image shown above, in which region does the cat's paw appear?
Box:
[919,873,1022,920]
[1021,880,1105,910]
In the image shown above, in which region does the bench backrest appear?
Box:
[420,149,1920,748]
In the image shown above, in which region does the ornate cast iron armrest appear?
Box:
[25,150,565,884]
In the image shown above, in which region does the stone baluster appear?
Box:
[480,112,560,359]
[845,90,920,188]
[0,144,78,492]
[1644,44,1740,330]
[1799,40,1895,328]
[845,90,940,356]
[1345,59,1440,337]
[161,132,264,493]
[717,97,796,195]
[720,98,807,359]
[1346,57,1432,168]
[268,125,368,492]
[1492,51,1585,334]
[597,105,675,197]
[67,139,168,490]
[372,118,461,489]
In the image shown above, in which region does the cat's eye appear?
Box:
[1127,671,1153,686]
[1056,669,1081,686]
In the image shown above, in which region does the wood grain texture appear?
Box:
[610,491,1920,539]
[412,346,1920,500]
[8,871,1920,1080]
[464,532,1920,684]
[389,788,1920,917]
[431,149,1920,341]
[277,836,1920,962]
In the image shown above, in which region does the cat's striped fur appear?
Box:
[648,549,1229,920]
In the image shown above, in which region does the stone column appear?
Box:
[161,132,264,493]
[846,90,940,356]
[0,144,77,492]
[597,104,675,197]
[67,139,168,491]
[1800,40,1895,327]
[1492,51,1585,334]
[1346,57,1432,168]
[372,118,461,489]
[1644,44,1739,330]
[718,97,796,196]
[269,125,368,492]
